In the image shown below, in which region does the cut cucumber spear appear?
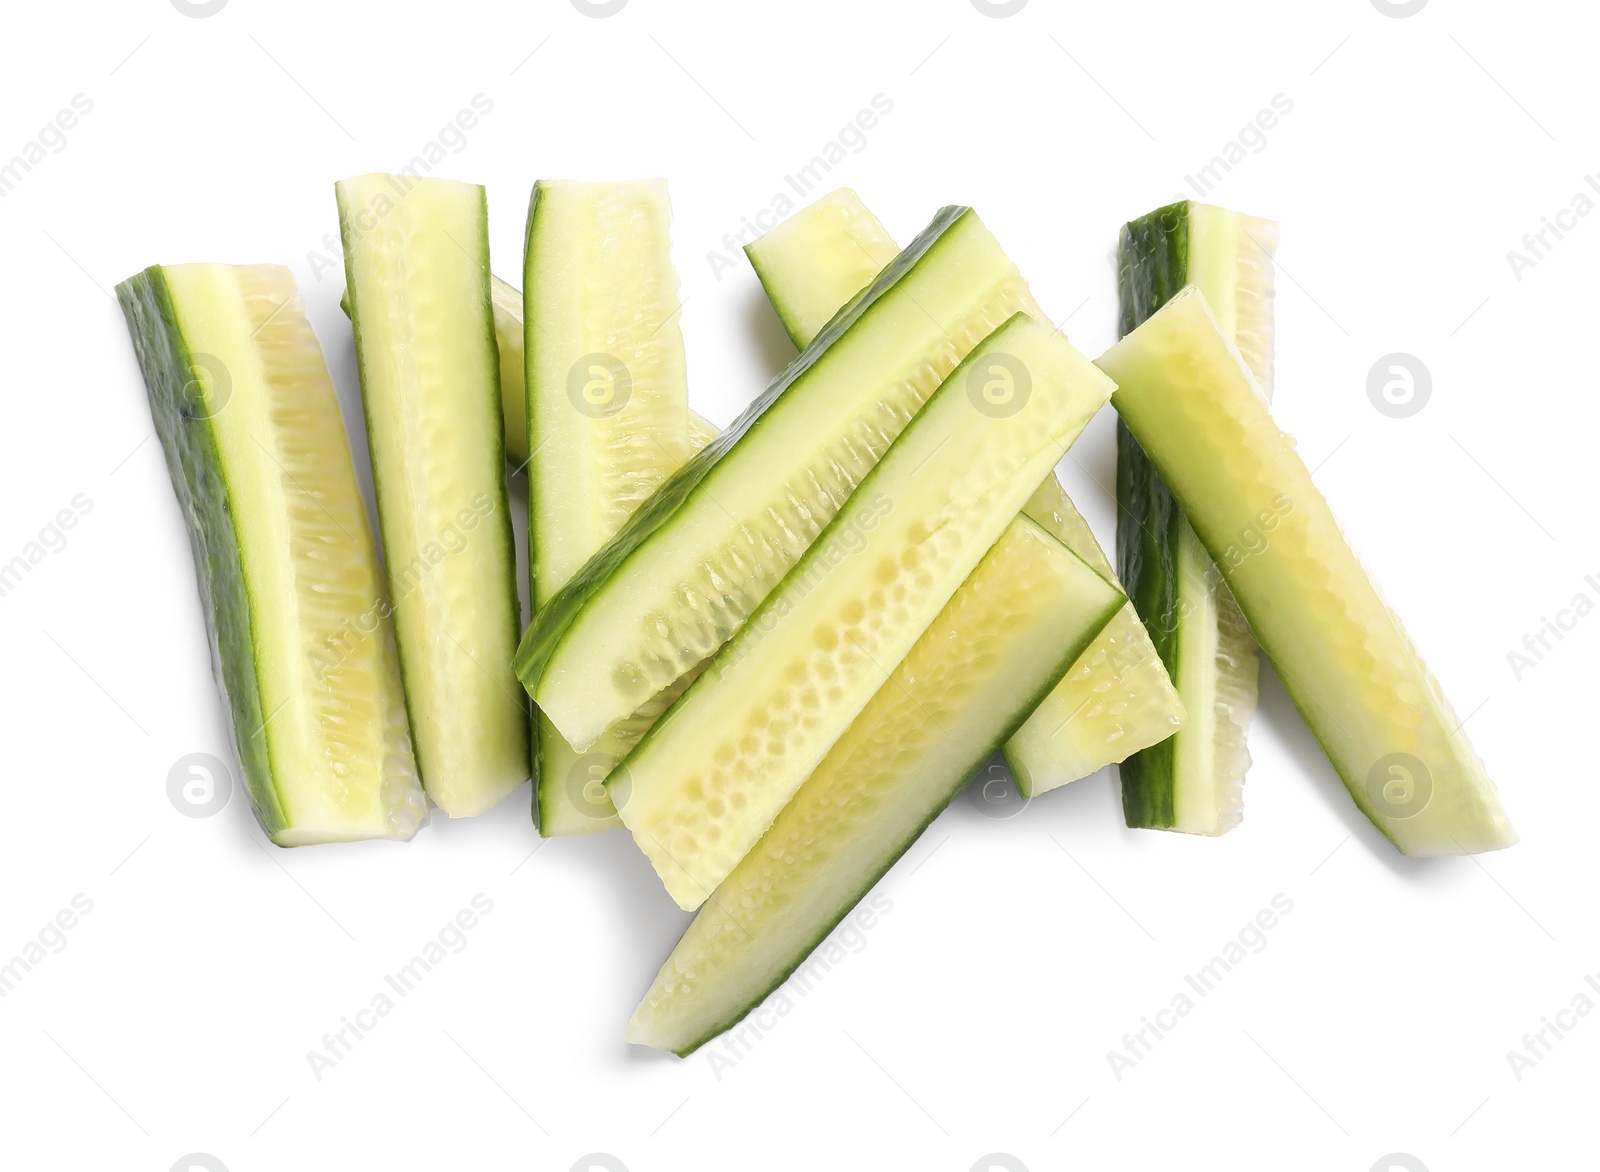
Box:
[628,516,1125,1053]
[744,187,900,349]
[524,179,693,836]
[117,264,425,844]
[744,190,1185,796]
[1116,200,1279,836]
[516,206,1047,753]
[616,313,1116,909]
[1099,289,1516,856]
[340,274,719,470]
[338,173,528,817]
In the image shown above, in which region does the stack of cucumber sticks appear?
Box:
[119,178,1516,1056]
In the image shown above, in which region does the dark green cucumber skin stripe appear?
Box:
[513,205,971,690]
[745,246,812,350]
[670,574,1125,1056]
[522,179,550,608]
[615,310,1033,775]
[1115,202,1192,831]
[116,268,287,838]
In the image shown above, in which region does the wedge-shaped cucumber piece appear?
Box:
[1005,476,1185,794]
[516,206,1046,752]
[524,180,694,836]
[1116,200,1279,836]
[118,264,425,845]
[1099,289,1516,856]
[744,188,900,349]
[616,314,1116,908]
[628,516,1125,1052]
[743,190,1185,796]
[338,173,527,817]
[341,273,717,471]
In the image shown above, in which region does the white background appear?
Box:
[0,1,1590,1169]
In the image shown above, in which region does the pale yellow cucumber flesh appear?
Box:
[1116,201,1280,836]
[338,173,528,817]
[525,207,1047,754]
[344,273,719,473]
[1005,477,1186,796]
[501,271,720,474]
[119,263,424,844]
[456,259,718,836]
[523,180,696,837]
[1099,288,1516,856]
[537,662,709,837]
[524,180,692,608]
[743,190,1185,796]
[744,187,901,348]
[615,314,1117,909]
[627,516,1125,1054]
[685,411,719,450]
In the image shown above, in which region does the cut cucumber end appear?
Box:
[744,188,900,348]
[1101,288,1517,856]
[536,714,621,836]
[1004,476,1187,797]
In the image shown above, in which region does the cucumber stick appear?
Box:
[744,187,900,349]
[524,180,693,836]
[1116,200,1279,835]
[516,206,1047,753]
[628,516,1125,1053]
[117,264,425,844]
[341,274,719,470]
[616,314,1116,909]
[744,190,1185,796]
[1100,289,1516,855]
[338,174,528,817]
